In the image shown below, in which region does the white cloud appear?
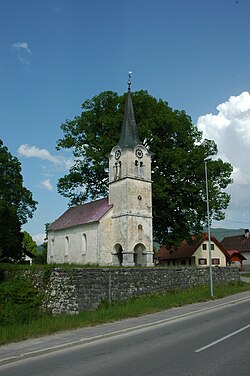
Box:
[18,56,30,65]
[18,144,64,165]
[12,42,32,54]
[41,179,53,191]
[32,233,45,245]
[197,91,250,216]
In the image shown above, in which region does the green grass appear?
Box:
[241,273,250,278]
[1,282,250,346]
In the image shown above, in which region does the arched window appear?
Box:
[65,236,69,261]
[82,233,87,255]
[138,224,143,241]
[50,238,55,261]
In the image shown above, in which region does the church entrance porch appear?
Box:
[113,243,154,267]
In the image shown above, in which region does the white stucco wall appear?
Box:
[47,209,114,265]
[242,252,250,270]
[48,222,98,264]
[96,210,113,265]
[108,144,153,266]
[109,145,151,186]
[194,241,227,267]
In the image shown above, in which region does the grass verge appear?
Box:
[1,282,250,346]
[241,273,250,278]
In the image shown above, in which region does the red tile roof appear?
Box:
[221,235,250,253]
[155,233,229,260]
[48,197,112,231]
[226,250,247,261]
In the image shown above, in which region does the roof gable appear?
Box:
[48,197,112,231]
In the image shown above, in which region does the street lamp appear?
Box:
[204,157,214,297]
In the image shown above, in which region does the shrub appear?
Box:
[0,276,42,326]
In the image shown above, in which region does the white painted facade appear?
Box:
[194,240,227,267]
[242,252,250,270]
[156,237,228,267]
[48,210,113,265]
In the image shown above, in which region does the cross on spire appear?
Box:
[128,70,132,91]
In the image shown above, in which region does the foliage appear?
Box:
[0,140,37,262]
[22,231,38,256]
[0,207,24,262]
[56,90,233,246]
[0,276,42,326]
[241,273,250,278]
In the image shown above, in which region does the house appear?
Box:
[221,229,250,271]
[155,233,229,267]
[22,250,37,265]
[47,80,154,267]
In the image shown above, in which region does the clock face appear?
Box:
[135,149,143,159]
[115,150,121,160]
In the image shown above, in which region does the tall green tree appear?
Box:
[0,140,37,262]
[22,231,38,256]
[56,90,233,246]
[34,223,48,264]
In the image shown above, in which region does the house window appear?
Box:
[202,244,207,250]
[181,260,186,266]
[211,243,215,250]
[212,258,220,265]
[199,258,207,265]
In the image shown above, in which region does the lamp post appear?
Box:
[204,157,214,297]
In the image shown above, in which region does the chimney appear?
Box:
[244,229,249,238]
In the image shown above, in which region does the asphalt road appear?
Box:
[1,292,250,376]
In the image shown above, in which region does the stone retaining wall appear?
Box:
[2,267,240,315]
[34,267,240,314]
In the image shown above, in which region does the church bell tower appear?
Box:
[109,75,154,266]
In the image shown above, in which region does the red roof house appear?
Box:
[155,233,230,267]
[221,229,250,270]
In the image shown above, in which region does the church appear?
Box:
[47,80,154,267]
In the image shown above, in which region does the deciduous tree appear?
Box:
[0,140,37,262]
[56,90,233,246]
[22,231,38,256]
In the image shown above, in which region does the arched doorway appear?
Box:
[112,244,123,266]
[134,243,147,266]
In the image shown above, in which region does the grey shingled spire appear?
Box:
[118,74,141,149]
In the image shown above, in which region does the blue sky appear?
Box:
[1,0,250,244]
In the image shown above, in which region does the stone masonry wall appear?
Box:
[29,267,240,315]
[2,267,240,315]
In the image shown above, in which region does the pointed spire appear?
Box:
[118,72,141,149]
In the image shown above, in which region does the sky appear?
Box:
[1,0,250,244]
